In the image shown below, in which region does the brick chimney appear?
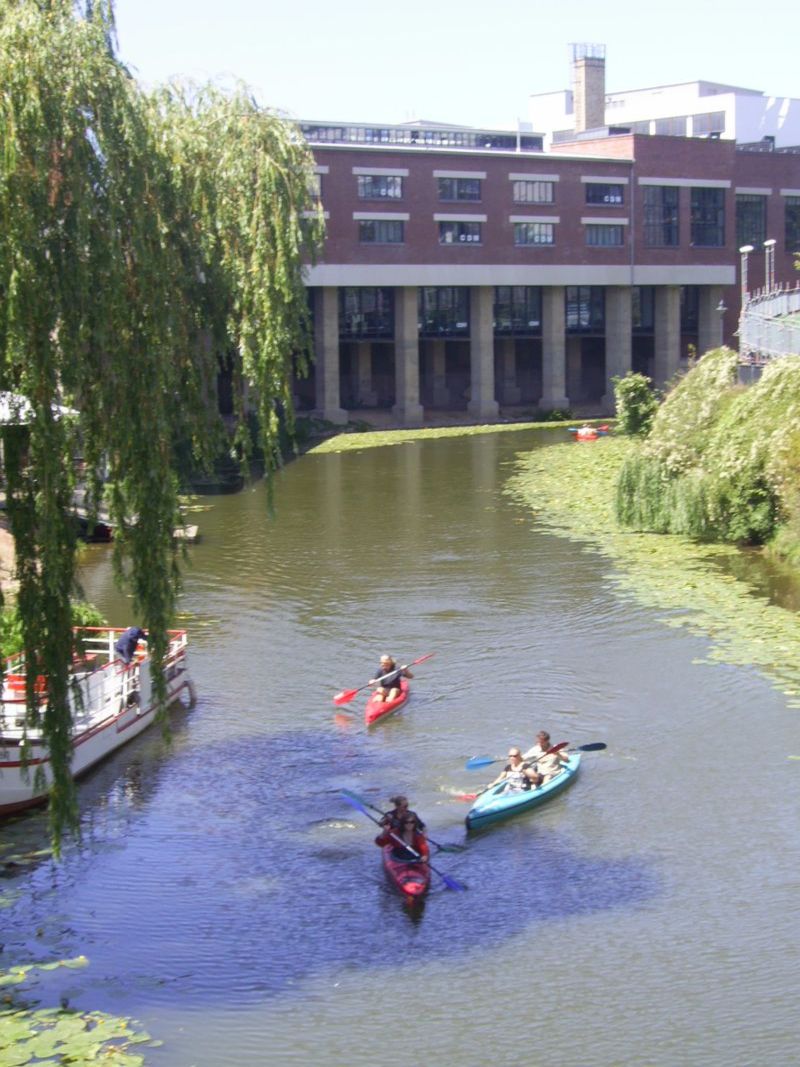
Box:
[571,43,606,133]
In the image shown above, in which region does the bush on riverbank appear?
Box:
[615,348,800,558]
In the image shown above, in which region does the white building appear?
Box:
[531,45,800,150]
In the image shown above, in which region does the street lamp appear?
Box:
[763,238,776,292]
[716,299,727,347]
[739,245,754,307]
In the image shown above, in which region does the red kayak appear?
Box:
[381,845,431,901]
[364,677,409,727]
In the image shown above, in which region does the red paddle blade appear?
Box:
[333,688,359,706]
[456,793,479,802]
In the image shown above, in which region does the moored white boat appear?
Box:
[0,626,195,816]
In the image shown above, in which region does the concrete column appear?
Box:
[497,337,521,404]
[429,340,450,407]
[392,287,423,426]
[697,285,724,356]
[313,287,346,424]
[468,286,499,420]
[654,285,681,387]
[355,341,377,406]
[541,286,568,410]
[603,286,633,413]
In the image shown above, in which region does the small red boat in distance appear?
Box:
[364,677,409,727]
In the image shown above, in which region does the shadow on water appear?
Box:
[2,725,659,1012]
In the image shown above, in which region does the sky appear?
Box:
[114,0,799,131]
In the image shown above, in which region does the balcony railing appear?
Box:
[738,283,800,363]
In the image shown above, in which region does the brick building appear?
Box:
[297,59,800,424]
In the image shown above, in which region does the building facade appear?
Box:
[298,116,800,425]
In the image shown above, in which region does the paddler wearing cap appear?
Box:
[367,653,414,704]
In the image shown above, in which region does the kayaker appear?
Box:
[523,731,568,783]
[488,748,542,791]
[382,794,426,833]
[368,654,414,703]
[114,626,148,667]
[375,814,430,863]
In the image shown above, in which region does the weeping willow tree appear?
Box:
[0,0,323,848]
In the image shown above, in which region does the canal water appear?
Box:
[2,428,799,1067]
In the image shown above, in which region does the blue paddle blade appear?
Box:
[439,872,467,892]
[465,755,499,770]
[340,792,374,821]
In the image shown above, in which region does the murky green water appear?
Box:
[2,428,799,1066]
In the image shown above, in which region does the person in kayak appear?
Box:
[375,813,430,863]
[368,654,413,703]
[488,748,542,791]
[382,794,426,834]
[523,731,568,782]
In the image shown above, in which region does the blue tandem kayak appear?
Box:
[465,752,581,831]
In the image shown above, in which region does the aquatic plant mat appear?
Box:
[1,959,159,1065]
[308,419,578,453]
[506,437,800,706]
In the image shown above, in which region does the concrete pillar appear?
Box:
[697,285,724,356]
[355,341,377,406]
[497,337,521,404]
[541,286,569,410]
[603,286,633,413]
[392,287,423,426]
[429,340,450,407]
[313,287,346,424]
[654,285,681,387]
[468,286,499,420]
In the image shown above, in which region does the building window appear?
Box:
[693,111,725,137]
[494,287,542,334]
[512,180,554,204]
[786,196,800,252]
[690,187,725,247]
[439,220,482,244]
[736,194,767,247]
[513,222,554,246]
[585,183,624,206]
[339,288,394,338]
[566,287,604,331]
[655,116,687,137]
[632,287,655,331]
[308,173,322,199]
[643,185,679,247]
[358,219,404,244]
[438,177,482,202]
[357,174,403,200]
[586,224,625,247]
[418,287,470,336]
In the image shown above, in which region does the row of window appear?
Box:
[338,285,701,337]
[354,194,800,250]
[358,219,626,247]
[348,174,624,206]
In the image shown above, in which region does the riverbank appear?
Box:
[506,435,800,706]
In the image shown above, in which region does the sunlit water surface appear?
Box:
[2,428,799,1067]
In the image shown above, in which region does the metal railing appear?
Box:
[738,282,800,364]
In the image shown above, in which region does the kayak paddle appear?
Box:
[465,741,606,771]
[340,788,465,853]
[333,652,435,707]
[340,792,466,892]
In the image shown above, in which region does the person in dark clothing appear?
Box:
[368,654,413,703]
[381,794,426,834]
[114,627,148,666]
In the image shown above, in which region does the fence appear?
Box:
[738,282,800,363]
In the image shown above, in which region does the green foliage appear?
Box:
[612,372,659,437]
[615,349,800,552]
[1,602,105,660]
[0,1,322,848]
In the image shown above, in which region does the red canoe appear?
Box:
[364,677,409,727]
[381,845,431,901]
